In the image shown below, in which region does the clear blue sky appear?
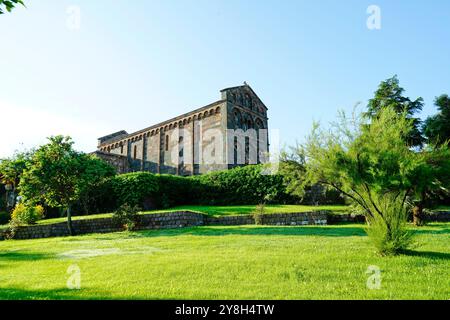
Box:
[1,0,449,157]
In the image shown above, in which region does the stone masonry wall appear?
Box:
[2,210,448,241]
[0,211,328,241]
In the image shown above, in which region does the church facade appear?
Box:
[95,84,269,175]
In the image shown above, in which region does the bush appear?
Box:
[252,204,266,225]
[111,172,159,209]
[194,165,292,205]
[365,194,414,256]
[11,203,44,225]
[112,204,141,231]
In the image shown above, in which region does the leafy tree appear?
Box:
[0,0,25,14]
[365,75,424,147]
[304,108,419,254]
[19,136,115,235]
[0,151,32,190]
[423,94,450,146]
[409,144,450,225]
[0,151,33,209]
[279,144,307,199]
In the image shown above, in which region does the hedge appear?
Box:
[78,165,293,213]
[191,165,292,205]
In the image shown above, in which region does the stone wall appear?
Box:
[2,210,448,241]
[427,211,450,222]
[0,211,327,241]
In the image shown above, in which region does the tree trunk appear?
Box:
[412,202,425,226]
[67,206,74,236]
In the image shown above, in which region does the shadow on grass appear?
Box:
[0,287,179,300]
[401,250,450,261]
[0,287,115,300]
[0,251,53,262]
[411,224,450,235]
[135,225,367,238]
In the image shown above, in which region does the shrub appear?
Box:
[157,174,200,208]
[111,173,159,209]
[194,165,291,205]
[112,204,141,231]
[365,194,414,256]
[11,203,44,225]
[252,204,266,225]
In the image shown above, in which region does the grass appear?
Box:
[0,223,448,300]
[168,204,349,216]
[0,205,349,229]
[434,206,450,211]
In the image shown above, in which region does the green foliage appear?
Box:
[304,108,419,254]
[110,172,159,209]
[0,0,24,14]
[11,203,44,225]
[157,174,201,208]
[365,194,413,255]
[423,94,450,146]
[20,136,115,209]
[365,75,424,147]
[252,204,266,225]
[194,164,290,205]
[0,151,33,190]
[112,204,141,231]
[278,145,307,199]
[19,136,115,235]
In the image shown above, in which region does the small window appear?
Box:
[121,145,124,154]
[165,135,169,151]
[133,145,137,159]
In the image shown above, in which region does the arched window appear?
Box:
[120,145,124,154]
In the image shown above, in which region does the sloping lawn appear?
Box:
[0,223,448,300]
[434,206,450,211]
[0,205,349,229]
[169,204,349,216]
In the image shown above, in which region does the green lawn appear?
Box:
[0,223,448,300]
[169,204,349,216]
[0,205,349,229]
[434,206,450,211]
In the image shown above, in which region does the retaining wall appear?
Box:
[0,211,328,241]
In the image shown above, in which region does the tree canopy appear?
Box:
[0,0,24,14]
[19,136,115,234]
[423,94,450,146]
[365,75,424,147]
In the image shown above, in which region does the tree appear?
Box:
[0,151,33,209]
[365,75,425,147]
[304,108,419,254]
[77,154,116,215]
[409,144,450,225]
[19,136,115,235]
[279,144,307,200]
[423,94,450,146]
[0,0,25,14]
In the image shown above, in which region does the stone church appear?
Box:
[95,83,269,175]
